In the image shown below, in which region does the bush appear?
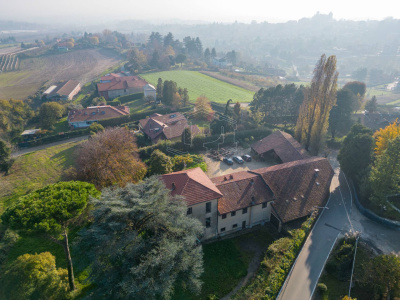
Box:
[317,283,328,293]
[115,92,144,104]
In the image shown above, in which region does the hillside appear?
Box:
[140,70,254,103]
[0,48,122,100]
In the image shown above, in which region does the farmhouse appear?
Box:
[97,73,147,100]
[42,80,81,101]
[143,84,156,100]
[67,105,130,128]
[251,130,309,163]
[162,132,334,240]
[139,112,200,144]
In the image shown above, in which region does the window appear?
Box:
[232,224,237,228]
[206,202,211,213]
[222,214,227,219]
[231,211,236,217]
[262,202,267,209]
[187,207,192,215]
[242,207,248,214]
[220,227,225,232]
[205,217,211,228]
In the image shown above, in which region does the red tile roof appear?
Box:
[162,167,223,206]
[211,171,275,214]
[139,112,200,143]
[97,76,147,92]
[67,105,130,123]
[251,157,334,223]
[251,130,309,163]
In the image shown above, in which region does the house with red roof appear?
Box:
[161,131,334,239]
[97,73,147,100]
[139,112,201,144]
[67,105,130,128]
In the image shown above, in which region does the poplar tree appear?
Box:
[295,54,338,154]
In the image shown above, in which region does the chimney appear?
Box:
[250,179,254,185]
[171,182,176,191]
[229,174,233,180]
[224,176,227,181]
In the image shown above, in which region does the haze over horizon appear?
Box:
[1,0,400,25]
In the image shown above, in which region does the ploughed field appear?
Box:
[0,48,121,100]
[140,70,254,104]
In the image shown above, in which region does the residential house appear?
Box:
[67,105,130,128]
[143,84,156,100]
[162,168,224,240]
[97,73,147,100]
[42,80,81,101]
[161,131,334,240]
[139,112,201,143]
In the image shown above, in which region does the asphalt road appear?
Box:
[11,135,89,157]
[276,169,353,300]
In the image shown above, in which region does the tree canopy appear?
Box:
[373,119,400,156]
[0,139,13,175]
[1,181,100,291]
[295,54,338,154]
[0,99,33,138]
[75,127,147,188]
[0,252,70,300]
[194,95,214,121]
[337,124,374,183]
[39,101,65,130]
[75,176,204,299]
[148,149,173,175]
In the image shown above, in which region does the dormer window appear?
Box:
[171,182,176,191]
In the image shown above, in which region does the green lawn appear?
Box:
[0,140,82,214]
[173,227,276,300]
[125,97,154,113]
[140,71,254,104]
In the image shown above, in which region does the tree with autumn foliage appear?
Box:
[295,54,338,154]
[194,95,214,121]
[75,127,147,188]
[373,119,400,156]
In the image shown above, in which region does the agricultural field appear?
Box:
[140,70,254,104]
[0,48,122,100]
[0,54,19,72]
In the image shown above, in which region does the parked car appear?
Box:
[233,156,244,164]
[242,154,252,162]
[223,157,234,165]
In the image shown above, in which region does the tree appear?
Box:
[337,124,374,182]
[150,50,160,68]
[211,48,217,59]
[76,127,146,188]
[365,96,378,113]
[352,67,367,81]
[89,36,99,45]
[328,89,358,138]
[0,252,70,299]
[39,102,65,130]
[163,32,174,48]
[374,119,400,156]
[148,149,173,175]
[182,88,189,106]
[295,54,338,154]
[89,122,104,135]
[175,53,186,67]
[1,181,100,291]
[0,139,13,175]
[0,99,33,138]
[75,177,204,299]
[204,48,211,63]
[343,81,367,110]
[156,77,163,99]
[182,127,192,145]
[369,136,400,204]
[162,80,178,106]
[194,95,214,121]
[362,254,400,299]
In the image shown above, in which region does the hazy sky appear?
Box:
[1,0,399,24]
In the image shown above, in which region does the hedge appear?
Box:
[234,216,315,300]
[115,92,144,104]
[17,128,90,148]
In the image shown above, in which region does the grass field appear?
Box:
[0,48,122,100]
[173,227,276,300]
[0,140,82,214]
[140,71,254,104]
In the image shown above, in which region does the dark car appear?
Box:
[242,154,252,162]
[233,156,244,164]
[223,157,234,165]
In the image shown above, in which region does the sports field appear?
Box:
[140,70,254,103]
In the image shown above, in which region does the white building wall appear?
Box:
[108,87,143,100]
[69,120,96,128]
[187,199,219,240]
